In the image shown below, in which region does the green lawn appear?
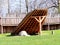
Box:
[0,30,60,45]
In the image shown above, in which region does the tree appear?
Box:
[25,0,28,13]
[58,0,60,13]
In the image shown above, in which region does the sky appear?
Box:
[0,0,58,17]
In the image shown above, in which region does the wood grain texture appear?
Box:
[11,9,47,35]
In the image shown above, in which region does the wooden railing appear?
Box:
[0,17,23,26]
[44,17,60,25]
[0,16,60,26]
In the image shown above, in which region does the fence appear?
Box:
[0,16,60,34]
[0,16,60,26]
[0,17,23,26]
[44,16,60,25]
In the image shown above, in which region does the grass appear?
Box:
[0,30,60,45]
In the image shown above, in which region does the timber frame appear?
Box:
[11,9,47,35]
[31,16,46,34]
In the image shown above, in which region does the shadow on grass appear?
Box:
[6,32,39,37]
[6,35,15,37]
[6,35,14,37]
[6,34,38,37]
[6,33,17,37]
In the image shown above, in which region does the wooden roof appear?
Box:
[11,9,47,35]
[30,9,47,16]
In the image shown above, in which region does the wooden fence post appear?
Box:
[39,17,42,35]
[1,26,3,34]
[1,18,3,34]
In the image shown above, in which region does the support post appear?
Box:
[48,23,50,30]
[39,17,42,35]
[48,18,50,30]
[31,16,46,35]
[1,26,3,34]
[1,18,3,34]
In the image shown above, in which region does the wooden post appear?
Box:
[48,18,50,30]
[39,17,42,35]
[31,16,46,35]
[1,26,3,34]
[1,18,3,34]
[48,23,50,30]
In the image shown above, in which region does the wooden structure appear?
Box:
[0,16,60,34]
[11,9,47,35]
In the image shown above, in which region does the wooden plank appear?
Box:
[11,9,47,35]
[1,26,3,34]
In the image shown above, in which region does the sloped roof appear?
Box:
[11,9,47,35]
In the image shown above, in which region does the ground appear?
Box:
[0,29,60,45]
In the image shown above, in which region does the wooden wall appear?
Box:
[0,25,1,33]
[1,26,17,33]
[0,24,60,34]
[43,24,60,30]
[0,15,60,34]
